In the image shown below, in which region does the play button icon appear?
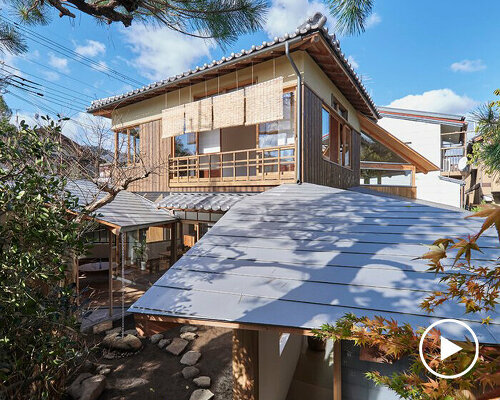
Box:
[440,336,463,361]
[419,319,479,379]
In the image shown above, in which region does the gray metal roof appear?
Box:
[378,106,467,127]
[66,180,176,231]
[129,183,499,343]
[157,192,257,212]
[87,13,378,118]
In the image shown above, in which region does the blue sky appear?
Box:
[1,0,498,137]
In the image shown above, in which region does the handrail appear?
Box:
[169,145,296,186]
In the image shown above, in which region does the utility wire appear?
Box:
[1,61,96,101]
[0,15,146,87]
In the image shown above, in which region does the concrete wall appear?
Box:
[378,117,462,208]
[259,331,302,400]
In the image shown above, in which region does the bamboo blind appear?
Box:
[162,105,185,138]
[213,89,245,129]
[245,77,283,125]
[185,98,213,132]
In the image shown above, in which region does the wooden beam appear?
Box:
[114,130,118,165]
[233,329,259,400]
[360,162,415,171]
[128,313,315,336]
[170,222,177,267]
[333,340,342,400]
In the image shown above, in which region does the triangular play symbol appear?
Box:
[440,336,462,361]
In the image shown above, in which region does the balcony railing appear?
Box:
[441,145,465,173]
[168,145,296,187]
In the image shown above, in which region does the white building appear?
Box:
[377,106,468,208]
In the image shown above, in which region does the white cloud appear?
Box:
[450,59,486,73]
[365,13,381,29]
[264,0,334,38]
[94,61,108,72]
[41,70,60,81]
[347,55,359,69]
[48,53,69,73]
[121,25,214,81]
[74,40,106,57]
[387,89,478,115]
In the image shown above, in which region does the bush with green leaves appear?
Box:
[0,118,88,399]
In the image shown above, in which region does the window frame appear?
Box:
[116,126,141,166]
[321,102,352,169]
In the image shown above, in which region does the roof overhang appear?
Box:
[88,14,378,120]
[358,112,440,173]
[378,106,467,128]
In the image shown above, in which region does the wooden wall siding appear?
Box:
[302,85,360,189]
[128,119,170,192]
[363,185,417,199]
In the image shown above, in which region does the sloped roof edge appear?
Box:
[358,112,440,173]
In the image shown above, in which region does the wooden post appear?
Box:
[233,329,259,400]
[114,131,118,165]
[108,231,114,316]
[74,255,80,306]
[333,340,342,400]
[411,165,416,187]
[127,129,131,165]
[170,222,177,266]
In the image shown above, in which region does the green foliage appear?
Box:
[470,90,500,174]
[327,0,374,35]
[0,118,88,399]
[0,20,27,55]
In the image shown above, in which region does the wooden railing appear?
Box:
[169,145,296,187]
[441,145,465,173]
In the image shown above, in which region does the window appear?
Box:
[258,92,295,148]
[174,132,197,157]
[85,228,109,244]
[117,126,140,166]
[322,105,352,167]
[199,129,220,154]
[341,125,351,167]
[360,132,407,163]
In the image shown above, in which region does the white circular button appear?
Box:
[419,319,479,379]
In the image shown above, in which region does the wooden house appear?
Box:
[83,13,497,400]
[89,13,437,252]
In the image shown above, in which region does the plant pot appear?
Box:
[140,261,146,271]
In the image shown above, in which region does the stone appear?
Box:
[150,333,164,344]
[182,366,200,379]
[189,389,214,400]
[180,332,198,341]
[124,329,138,336]
[180,325,198,334]
[92,320,113,334]
[98,368,111,376]
[107,377,148,390]
[180,351,201,366]
[67,373,106,400]
[157,338,171,349]
[193,376,211,388]
[102,333,142,352]
[80,360,95,374]
[105,327,122,336]
[166,337,189,355]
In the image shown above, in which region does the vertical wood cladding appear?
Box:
[128,119,171,192]
[302,85,360,189]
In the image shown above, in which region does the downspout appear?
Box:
[285,41,302,184]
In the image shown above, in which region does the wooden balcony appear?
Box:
[168,145,296,187]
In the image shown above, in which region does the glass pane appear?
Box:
[175,132,196,156]
[322,108,330,158]
[360,132,407,163]
[258,92,295,149]
[360,169,412,186]
[199,129,220,154]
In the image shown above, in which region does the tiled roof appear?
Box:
[130,183,499,343]
[157,192,256,212]
[66,180,176,231]
[87,13,378,118]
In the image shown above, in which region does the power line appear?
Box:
[1,61,96,101]
[0,15,147,87]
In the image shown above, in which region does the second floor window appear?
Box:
[258,92,295,148]
[322,105,351,168]
[175,132,197,157]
